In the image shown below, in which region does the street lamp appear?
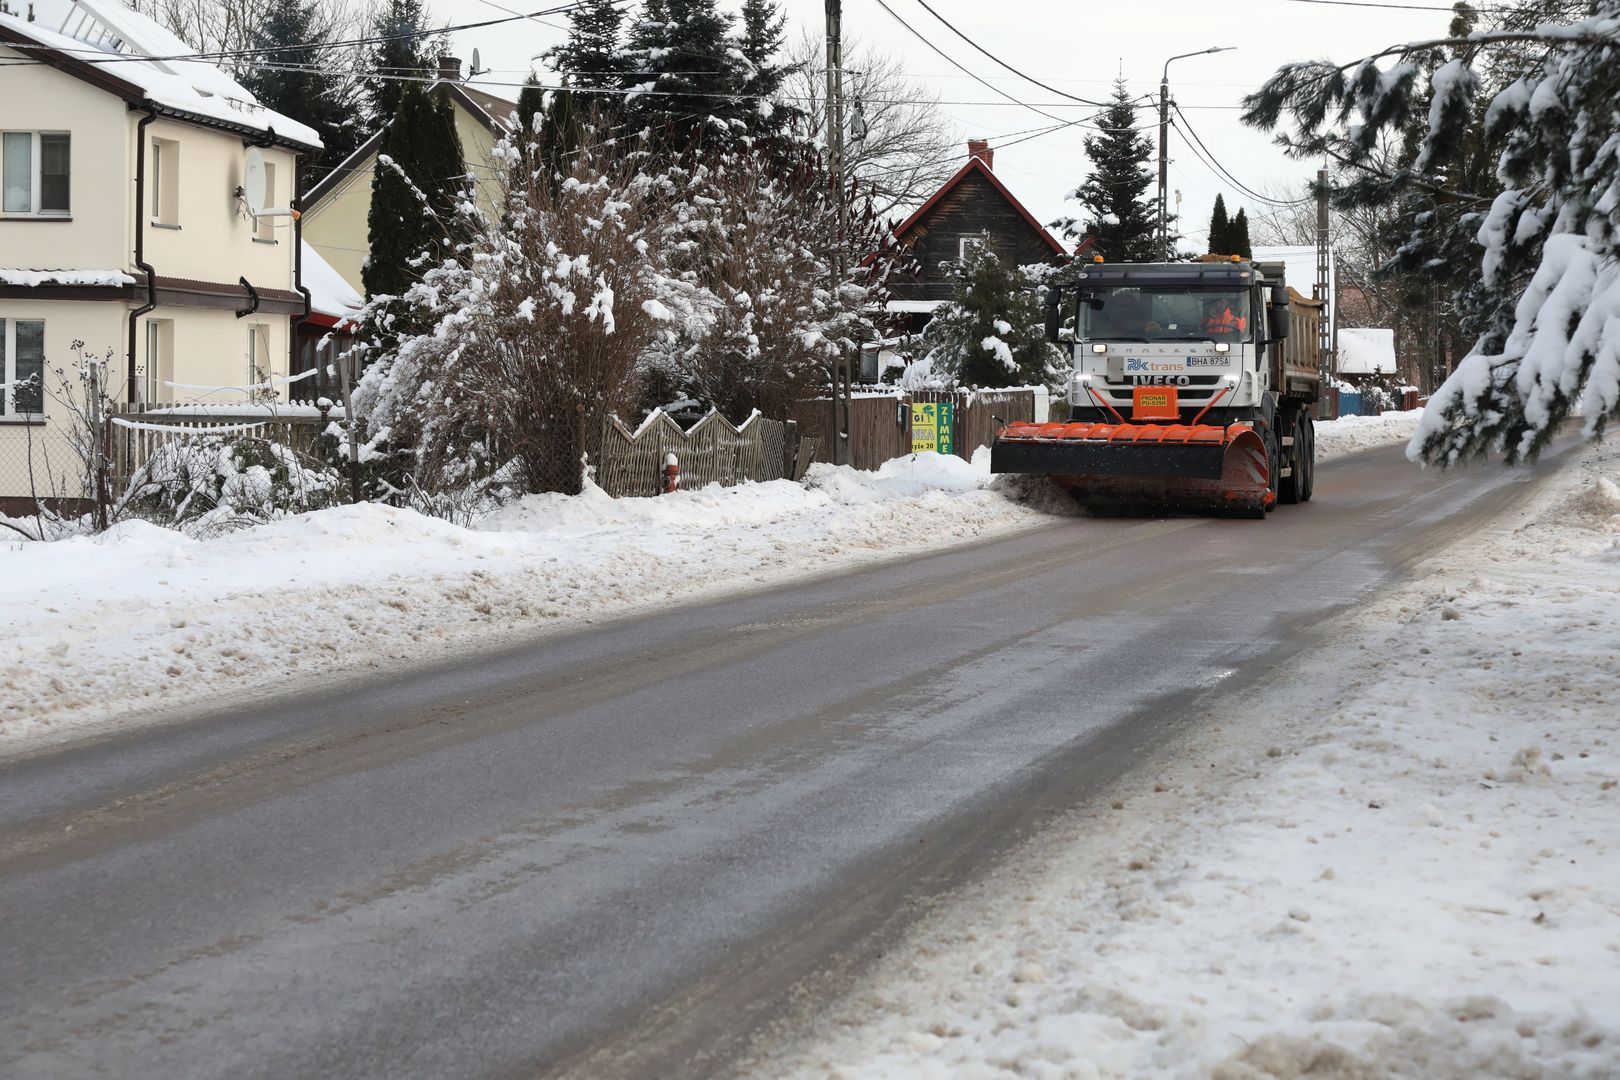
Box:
[1159,46,1235,261]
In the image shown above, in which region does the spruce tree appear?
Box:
[363,81,466,308]
[1052,78,1158,263]
[1207,194,1231,255]
[239,0,353,189]
[737,0,794,133]
[1244,0,1620,465]
[922,242,1061,389]
[364,0,440,124]
[1230,207,1252,259]
[545,0,629,92]
[624,0,745,144]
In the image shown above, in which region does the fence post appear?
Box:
[338,351,362,503]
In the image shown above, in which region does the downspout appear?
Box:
[128,106,159,403]
[292,191,312,398]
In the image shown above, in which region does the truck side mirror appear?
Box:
[1269,285,1291,342]
[1044,287,1062,344]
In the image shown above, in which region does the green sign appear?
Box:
[910,401,955,455]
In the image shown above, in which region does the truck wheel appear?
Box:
[1300,416,1315,502]
[1265,427,1281,511]
[1278,412,1305,505]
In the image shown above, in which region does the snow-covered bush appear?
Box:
[121,434,341,529]
[638,144,900,420]
[352,121,663,496]
[352,103,904,496]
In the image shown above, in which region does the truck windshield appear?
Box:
[1080,287,1252,343]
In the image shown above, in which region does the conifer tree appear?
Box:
[239,0,354,188]
[1244,0,1620,465]
[737,0,795,133]
[364,0,440,123]
[922,242,1061,389]
[1230,207,1252,259]
[363,82,466,310]
[545,0,629,92]
[624,0,745,144]
[1207,194,1230,255]
[1052,78,1158,263]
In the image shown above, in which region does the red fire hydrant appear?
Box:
[662,452,680,494]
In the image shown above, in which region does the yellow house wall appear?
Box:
[302,150,376,298]
[140,116,300,289]
[0,46,130,269]
[0,300,125,503]
[303,96,509,297]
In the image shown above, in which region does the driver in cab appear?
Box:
[1202,299,1248,339]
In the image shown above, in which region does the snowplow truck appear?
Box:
[991,257,1323,518]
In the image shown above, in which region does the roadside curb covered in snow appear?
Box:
[764,437,1620,1078]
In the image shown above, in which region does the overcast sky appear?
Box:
[434,0,1453,249]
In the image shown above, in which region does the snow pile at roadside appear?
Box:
[0,452,1040,753]
[770,440,1620,1078]
[1315,406,1425,459]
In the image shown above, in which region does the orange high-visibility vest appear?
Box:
[1204,307,1248,334]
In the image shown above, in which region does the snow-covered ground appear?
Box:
[764,437,1620,1079]
[0,411,1424,757]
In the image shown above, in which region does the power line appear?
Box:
[868,0,1069,125]
[1170,104,1312,207]
[0,0,624,68]
[904,0,1111,107]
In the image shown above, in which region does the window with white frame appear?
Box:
[142,319,173,404]
[255,161,277,241]
[957,234,987,261]
[245,324,270,389]
[2,132,70,216]
[1,318,46,417]
[151,137,179,225]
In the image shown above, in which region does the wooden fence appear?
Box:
[107,404,334,495]
[592,409,810,498]
[789,388,1037,471]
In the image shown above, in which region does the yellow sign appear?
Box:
[910,401,955,454]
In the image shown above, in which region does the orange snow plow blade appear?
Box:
[990,420,1274,517]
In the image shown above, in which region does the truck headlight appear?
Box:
[1090,343,1108,354]
[1220,373,1239,386]
[1214,342,1230,353]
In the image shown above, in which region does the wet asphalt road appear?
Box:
[0,442,1570,1079]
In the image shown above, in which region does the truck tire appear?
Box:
[1279,411,1305,505]
[1300,415,1315,502]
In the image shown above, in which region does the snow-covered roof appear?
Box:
[1252,245,1335,329]
[0,0,320,150]
[1337,326,1398,375]
[301,241,361,321]
[886,299,947,314]
[0,268,135,287]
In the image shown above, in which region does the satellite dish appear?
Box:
[470,47,488,78]
[243,148,267,216]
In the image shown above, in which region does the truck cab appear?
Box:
[1047,259,1292,431]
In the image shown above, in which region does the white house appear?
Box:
[0,0,320,507]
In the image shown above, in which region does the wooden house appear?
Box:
[884,140,1071,334]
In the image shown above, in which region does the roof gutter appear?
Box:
[128,106,159,403]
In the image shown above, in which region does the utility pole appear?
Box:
[824,0,851,465]
[1315,166,1333,412]
[1158,47,1234,261]
[1157,73,1170,260]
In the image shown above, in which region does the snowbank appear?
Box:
[0,452,1042,754]
[1316,407,1425,459]
[765,439,1620,1078]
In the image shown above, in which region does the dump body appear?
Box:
[992,258,1321,517]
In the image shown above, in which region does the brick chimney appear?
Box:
[437,55,462,82]
[967,138,993,170]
